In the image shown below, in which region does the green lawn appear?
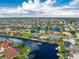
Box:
[58,45,67,59]
[21,33,32,39]
[13,44,32,59]
[17,47,31,59]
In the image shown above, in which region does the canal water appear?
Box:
[0,36,58,59]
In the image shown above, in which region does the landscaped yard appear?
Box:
[21,32,32,39]
[13,44,32,59]
[58,45,67,59]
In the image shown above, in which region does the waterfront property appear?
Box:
[0,38,32,59]
[0,18,78,59]
[0,36,58,59]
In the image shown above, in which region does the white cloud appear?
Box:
[34,0,40,6]
[0,0,79,17]
[45,0,54,5]
[70,0,79,6]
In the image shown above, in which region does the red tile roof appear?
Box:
[1,41,9,49]
[4,48,18,59]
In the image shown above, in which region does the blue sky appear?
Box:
[0,0,79,17]
[0,0,72,7]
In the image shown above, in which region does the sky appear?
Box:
[0,0,79,17]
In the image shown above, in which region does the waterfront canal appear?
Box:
[0,36,58,59]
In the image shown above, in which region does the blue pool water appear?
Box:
[0,36,58,59]
[51,29,61,32]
